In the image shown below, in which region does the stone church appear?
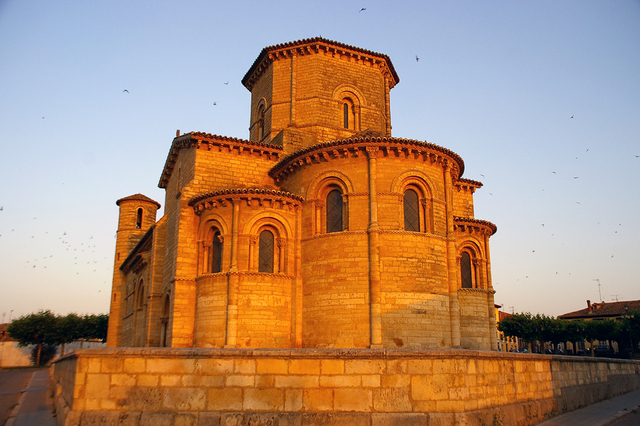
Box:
[107,37,498,351]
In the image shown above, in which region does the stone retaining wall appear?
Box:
[52,348,640,426]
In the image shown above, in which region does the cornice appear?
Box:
[453,217,497,236]
[269,136,465,183]
[189,187,303,215]
[158,132,283,189]
[242,37,400,91]
[455,178,483,193]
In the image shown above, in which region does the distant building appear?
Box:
[559,299,640,321]
[107,38,498,351]
[559,299,640,356]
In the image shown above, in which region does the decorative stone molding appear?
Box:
[454,217,497,236]
[189,188,303,215]
[269,137,465,183]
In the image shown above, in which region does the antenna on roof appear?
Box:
[593,279,602,302]
[611,294,620,302]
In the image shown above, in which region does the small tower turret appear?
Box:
[107,194,160,347]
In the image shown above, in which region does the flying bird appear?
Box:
[123,89,129,93]
[359,7,366,12]
[570,115,574,118]
[213,102,217,106]
[224,82,229,85]
[415,55,419,62]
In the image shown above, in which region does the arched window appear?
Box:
[257,104,265,141]
[136,208,143,228]
[343,103,349,129]
[210,228,223,273]
[137,282,145,310]
[403,189,420,232]
[326,189,343,233]
[258,230,274,273]
[342,98,355,130]
[461,252,474,288]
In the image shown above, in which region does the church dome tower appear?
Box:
[242,37,399,154]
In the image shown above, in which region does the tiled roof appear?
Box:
[242,37,400,90]
[116,194,161,208]
[269,135,465,180]
[558,300,640,319]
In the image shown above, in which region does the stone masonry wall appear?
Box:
[53,348,640,426]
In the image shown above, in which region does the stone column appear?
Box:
[444,162,461,348]
[366,146,383,348]
[225,198,240,348]
[293,205,303,347]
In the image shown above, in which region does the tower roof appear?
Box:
[116,193,161,208]
[242,37,400,91]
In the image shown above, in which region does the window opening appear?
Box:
[461,252,473,288]
[136,208,143,228]
[258,230,274,273]
[257,104,265,140]
[343,103,349,129]
[326,189,343,233]
[403,189,420,232]
[210,229,222,273]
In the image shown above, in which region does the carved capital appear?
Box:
[366,146,379,158]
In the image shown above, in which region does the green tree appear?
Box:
[57,313,83,355]
[498,312,540,352]
[7,310,62,366]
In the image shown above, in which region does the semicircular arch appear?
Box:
[306,170,355,200]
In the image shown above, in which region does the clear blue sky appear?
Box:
[1,0,639,321]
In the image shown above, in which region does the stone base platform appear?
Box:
[52,348,640,426]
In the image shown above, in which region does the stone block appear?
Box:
[140,412,173,426]
[146,358,195,374]
[207,388,243,411]
[196,358,234,374]
[319,375,360,388]
[124,358,146,373]
[302,388,333,411]
[286,389,303,411]
[243,388,285,411]
[129,387,163,411]
[85,374,110,399]
[256,358,288,374]
[163,387,206,411]
[320,359,344,375]
[234,359,256,374]
[136,375,159,387]
[345,359,385,374]
[289,359,320,375]
[80,411,119,426]
[371,413,429,426]
[300,413,370,426]
[111,374,136,387]
[373,388,412,412]
[117,412,142,426]
[334,388,372,411]
[198,412,221,426]
[175,413,197,426]
[226,374,255,387]
[275,375,319,388]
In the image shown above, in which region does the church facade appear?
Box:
[107,38,498,351]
